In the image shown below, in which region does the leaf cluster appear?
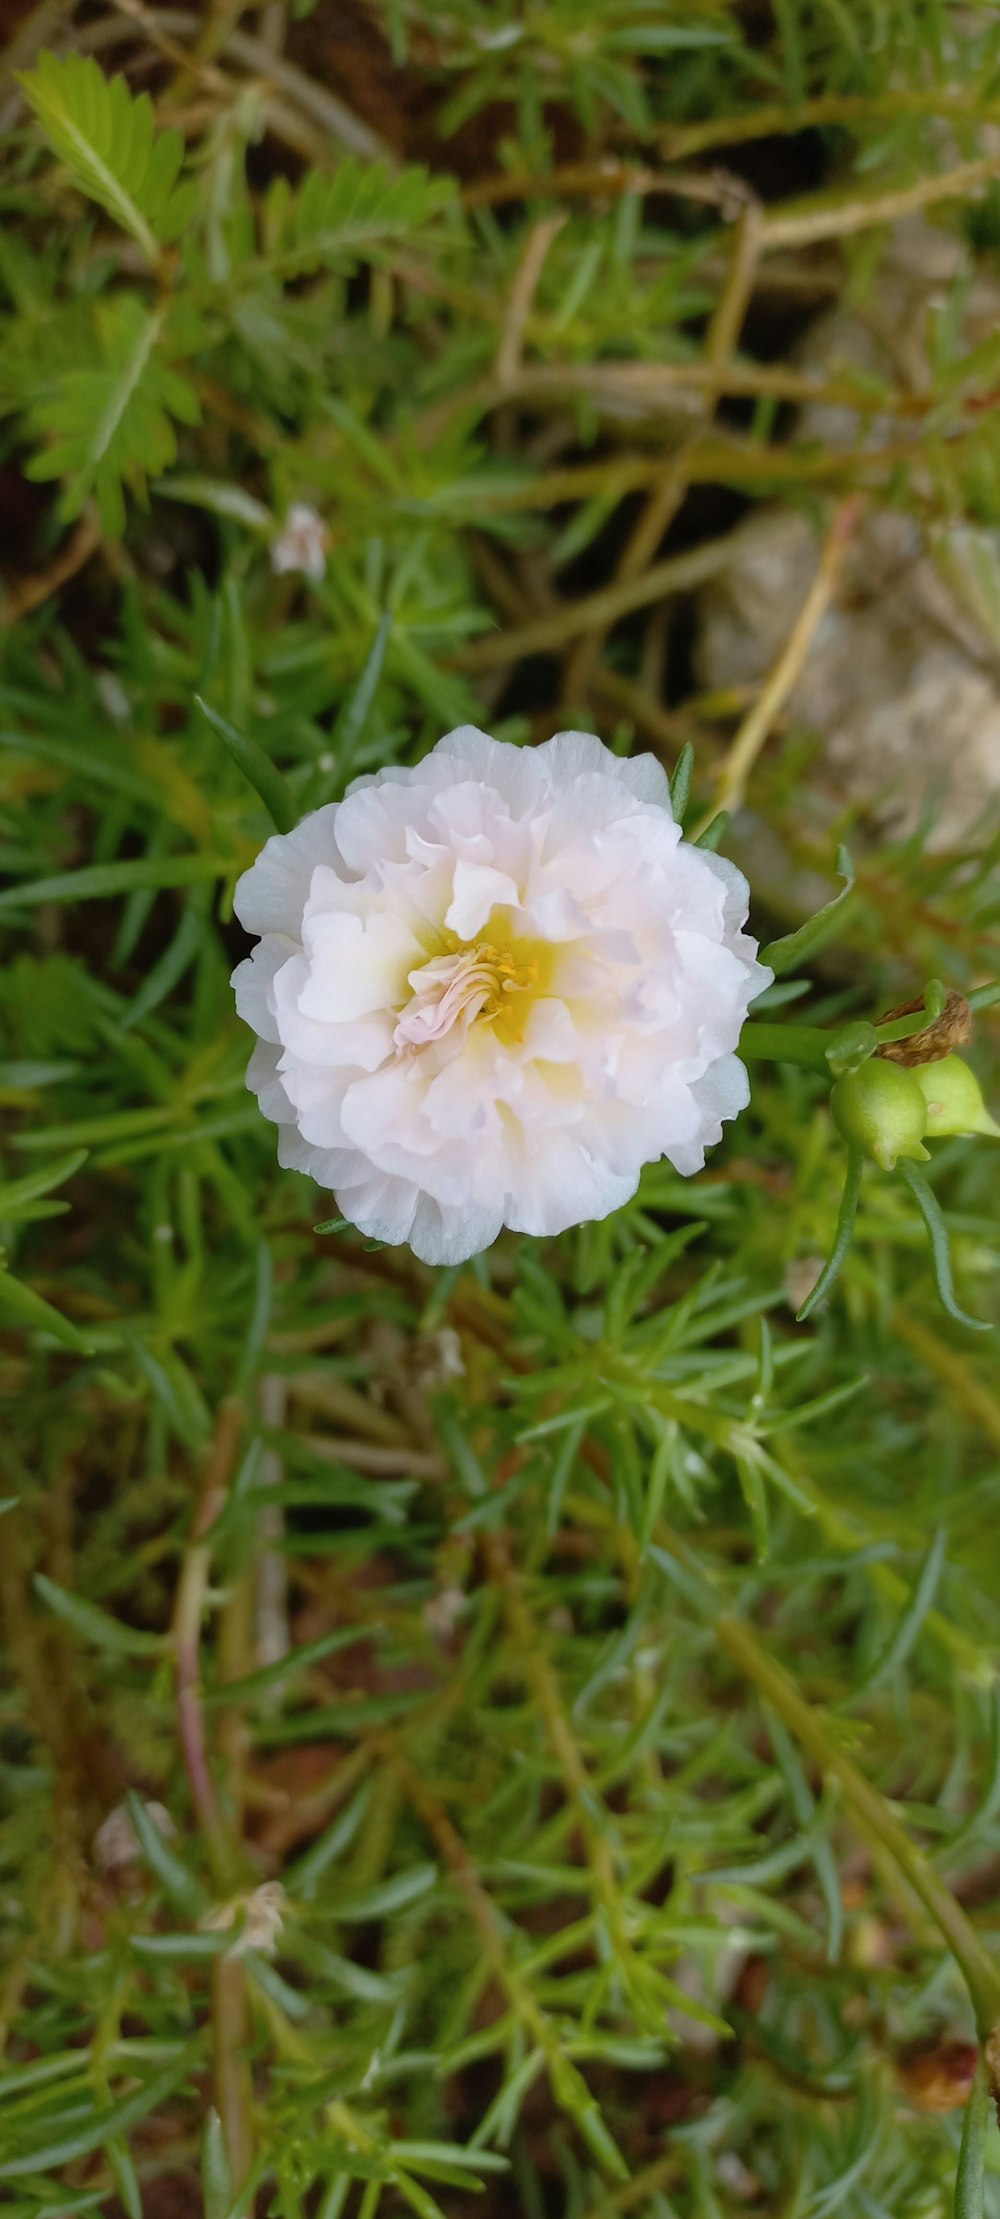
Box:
[1,9,1000,2218]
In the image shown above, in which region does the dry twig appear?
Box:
[1,515,102,628]
[563,195,765,708]
[697,496,863,827]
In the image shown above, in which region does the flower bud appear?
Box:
[912,1054,1000,1140]
[829,1060,929,1170]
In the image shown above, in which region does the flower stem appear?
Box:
[739,1020,833,1071]
[172,1400,256,2198]
[171,1399,245,1887]
[716,1611,1000,2036]
[796,1146,864,1321]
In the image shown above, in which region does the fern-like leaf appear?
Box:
[26,297,200,535]
[263,159,450,275]
[18,52,195,261]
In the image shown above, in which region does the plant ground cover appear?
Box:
[2,3,1000,2213]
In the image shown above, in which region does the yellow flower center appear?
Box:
[393,938,542,1051]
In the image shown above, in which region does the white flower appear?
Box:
[423,1586,468,1640]
[411,1325,465,1388]
[270,503,329,582]
[232,726,771,1266]
[202,1881,286,1959]
[93,1798,174,1876]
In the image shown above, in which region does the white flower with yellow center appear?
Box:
[232,727,770,1265]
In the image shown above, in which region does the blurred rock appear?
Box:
[695,222,1000,847]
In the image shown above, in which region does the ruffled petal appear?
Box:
[232,934,297,1045]
[245,1038,296,1126]
[537,730,673,811]
[505,1129,639,1238]
[233,808,342,936]
[407,1191,505,1267]
[445,859,522,938]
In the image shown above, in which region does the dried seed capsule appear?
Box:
[896,2036,978,2113]
[829,1060,929,1170]
[876,988,971,1066]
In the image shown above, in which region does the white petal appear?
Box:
[692,1051,751,1125]
[537,729,673,810]
[336,753,480,871]
[329,783,415,874]
[524,887,590,941]
[333,1169,421,1249]
[406,1192,505,1266]
[281,1056,354,1150]
[273,954,395,1072]
[697,847,753,931]
[505,1130,638,1237]
[521,998,580,1061]
[445,859,521,938]
[339,1060,437,1163]
[299,907,418,1023]
[232,934,296,1045]
[430,726,546,812]
[276,1124,355,1185]
[245,1039,296,1125]
[233,808,342,936]
[667,1055,751,1174]
[422,1036,506,1140]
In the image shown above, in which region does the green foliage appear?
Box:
[26,297,200,534]
[194,695,298,836]
[19,52,195,260]
[956,2061,991,2219]
[263,162,452,275]
[2,8,1000,2218]
[385,0,742,143]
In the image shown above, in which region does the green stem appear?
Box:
[743,991,950,1075]
[874,984,946,1045]
[954,2052,991,2219]
[171,1400,247,1888]
[797,1147,863,1321]
[740,1021,832,1072]
[716,1613,1000,2036]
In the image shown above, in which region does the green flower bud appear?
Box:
[912,1054,1000,1140]
[829,1060,929,1170]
